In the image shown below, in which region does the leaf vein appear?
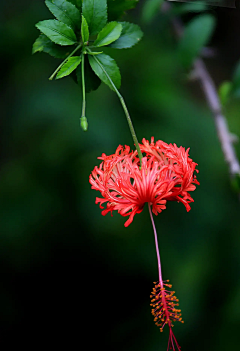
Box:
[43,25,75,41]
[52,2,76,27]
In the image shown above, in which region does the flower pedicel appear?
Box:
[90,137,199,350]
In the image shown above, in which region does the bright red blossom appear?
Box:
[89,137,199,227]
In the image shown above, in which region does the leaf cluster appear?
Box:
[33,0,143,92]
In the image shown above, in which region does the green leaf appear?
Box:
[109,22,143,49]
[32,34,72,58]
[142,0,164,23]
[93,22,122,47]
[88,53,121,90]
[56,56,81,79]
[179,15,216,69]
[66,0,81,9]
[81,15,89,44]
[82,0,107,36]
[32,34,48,54]
[45,0,81,30]
[107,0,138,21]
[76,56,101,93]
[218,81,232,106]
[36,19,77,45]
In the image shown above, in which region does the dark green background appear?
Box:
[1,0,240,349]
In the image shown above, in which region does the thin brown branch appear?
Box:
[193,59,240,176]
[162,2,240,178]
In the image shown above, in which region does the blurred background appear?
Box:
[1,0,240,349]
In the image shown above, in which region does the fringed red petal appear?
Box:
[89,138,199,226]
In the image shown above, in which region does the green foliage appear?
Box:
[179,14,216,69]
[33,0,142,87]
[56,56,81,79]
[94,22,122,47]
[33,0,143,127]
[142,0,164,23]
[218,81,232,106]
[88,53,121,90]
[82,0,107,35]
[107,0,139,21]
[218,60,240,104]
[81,15,89,44]
[32,34,71,58]
[45,0,81,30]
[109,22,143,49]
[67,0,81,9]
[36,19,77,45]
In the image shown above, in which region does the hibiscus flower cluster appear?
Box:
[90,137,199,227]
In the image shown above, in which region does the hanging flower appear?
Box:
[89,138,199,227]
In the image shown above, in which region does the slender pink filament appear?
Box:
[148,202,162,283]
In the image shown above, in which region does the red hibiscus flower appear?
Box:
[89,137,199,227]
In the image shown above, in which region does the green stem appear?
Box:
[80,52,88,131]
[81,53,86,117]
[86,48,143,165]
[49,43,82,80]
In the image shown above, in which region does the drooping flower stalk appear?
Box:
[148,203,183,351]
[86,47,143,165]
[148,203,162,284]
